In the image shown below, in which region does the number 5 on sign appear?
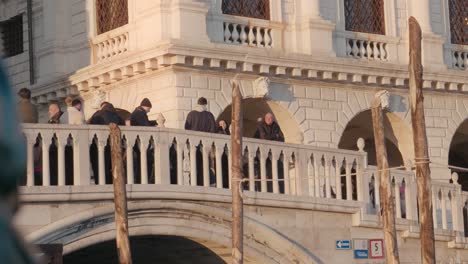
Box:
[369,239,384,259]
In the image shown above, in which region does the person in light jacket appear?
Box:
[60,98,85,125]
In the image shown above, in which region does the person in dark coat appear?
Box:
[217,120,230,135]
[130,98,157,127]
[17,88,38,123]
[185,97,216,133]
[88,102,123,185]
[88,102,124,125]
[47,102,63,124]
[185,97,217,186]
[130,98,157,183]
[254,112,285,193]
[254,112,285,142]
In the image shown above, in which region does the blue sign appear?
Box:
[336,240,351,249]
[354,249,369,259]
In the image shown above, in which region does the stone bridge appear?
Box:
[15,124,468,263]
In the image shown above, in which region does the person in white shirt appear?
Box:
[61,98,85,125]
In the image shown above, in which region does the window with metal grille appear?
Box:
[344,0,385,35]
[96,0,128,35]
[222,0,270,20]
[448,0,468,45]
[0,14,24,58]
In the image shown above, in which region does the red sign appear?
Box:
[369,239,384,259]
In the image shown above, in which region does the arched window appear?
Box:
[96,0,128,35]
[448,0,467,45]
[344,0,385,35]
[222,0,270,20]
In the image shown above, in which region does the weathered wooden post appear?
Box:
[231,80,244,264]
[370,90,400,264]
[408,17,435,264]
[109,123,132,264]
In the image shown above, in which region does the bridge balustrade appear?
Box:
[20,124,468,242]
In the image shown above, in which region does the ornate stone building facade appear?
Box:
[1,0,467,184]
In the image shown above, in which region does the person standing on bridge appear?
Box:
[185,97,217,186]
[17,88,38,123]
[60,97,85,125]
[254,112,284,142]
[47,102,63,124]
[184,97,216,133]
[130,98,157,127]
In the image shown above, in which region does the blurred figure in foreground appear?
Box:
[0,61,35,262]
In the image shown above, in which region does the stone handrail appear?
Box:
[91,25,130,63]
[21,124,365,199]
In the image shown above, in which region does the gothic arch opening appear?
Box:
[217,98,302,143]
[449,119,468,190]
[338,110,413,167]
[64,235,228,264]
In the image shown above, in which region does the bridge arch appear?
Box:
[338,109,414,167]
[28,201,322,264]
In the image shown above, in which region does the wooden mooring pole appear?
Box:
[231,80,244,264]
[370,91,400,264]
[109,123,132,264]
[408,17,436,264]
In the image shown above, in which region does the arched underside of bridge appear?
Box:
[28,201,322,264]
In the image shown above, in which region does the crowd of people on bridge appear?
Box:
[17,88,285,188]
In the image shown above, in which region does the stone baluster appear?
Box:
[125,136,135,184]
[264,29,271,48]
[345,161,352,200]
[335,158,342,200]
[248,27,255,46]
[324,157,331,198]
[190,143,197,186]
[57,135,67,186]
[240,25,247,45]
[307,157,315,197]
[313,156,320,197]
[154,133,170,185]
[394,177,402,219]
[256,27,263,48]
[405,178,413,220]
[271,150,279,194]
[432,187,438,229]
[202,143,210,187]
[74,130,90,186]
[41,133,52,186]
[283,151,290,195]
[25,135,35,186]
[381,43,388,60]
[97,137,107,185]
[374,169,381,209]
[224,23,231,43]
[441,190,448,230]
[228,148,232,189]
[356,158,365,202]
[359,40,366,59]
[232,24,239,44]
[346,39,352,57]
[352,40,359,58]
[176,141,184,185]
[366,42,372,60]
[260,148,267,192]
[140,138,149,185]
[248,149,255,191]
[215,144,223,188]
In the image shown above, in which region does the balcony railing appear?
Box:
[91,25,130,63]
[209,14,283,49]
[450,45,468,70]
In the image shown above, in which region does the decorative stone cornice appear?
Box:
[30,42,468,103]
